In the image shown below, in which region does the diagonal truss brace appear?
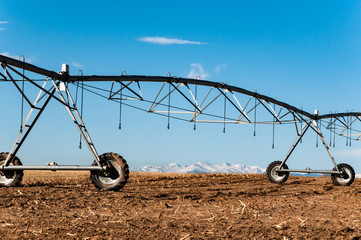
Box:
[217,87,251,123]
[109,81,143,100]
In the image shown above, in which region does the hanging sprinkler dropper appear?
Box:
[314,109,319,148]
[223,84,227,134]
[166,72,171,130]
[118,70,127,131]
[253,90,257,137]
[19,55,25,133]
[194,76,200,131]
[77,69,83,149]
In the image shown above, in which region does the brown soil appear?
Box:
[0,171,360,239]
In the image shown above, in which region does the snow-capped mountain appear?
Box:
[137,162,361,177]
[138,162,265,174]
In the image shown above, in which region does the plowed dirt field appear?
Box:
[0,171,360,239]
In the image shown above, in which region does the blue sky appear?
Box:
[1,1,361,173]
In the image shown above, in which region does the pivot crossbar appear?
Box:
[278,169,339,174]
[2,165,104,171]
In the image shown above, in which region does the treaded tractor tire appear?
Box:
[266,161,289,184]
[90,152,129,191]
[331,163,355,186]
[0,152,23,187]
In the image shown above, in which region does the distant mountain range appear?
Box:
[138,162,266,174]
[137,162,361,178]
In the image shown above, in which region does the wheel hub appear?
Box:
[340,170,349,179]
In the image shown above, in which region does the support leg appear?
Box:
[279,116,340,173]
[280,120,311,168]
[313,124,339,170]
[51,81,102,166]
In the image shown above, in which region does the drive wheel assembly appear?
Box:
[0,152,23,187]
[266,161,289,184]
[331,163,355,186]
[90,152,129,191]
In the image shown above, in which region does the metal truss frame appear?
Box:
[1,54,361,176]
[0,57,103,172]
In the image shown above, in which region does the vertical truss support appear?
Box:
[51,80,102,166]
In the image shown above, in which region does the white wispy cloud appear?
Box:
[188,63,209,79]
[138,36,206,45]
[0,21,8,30]
[72,62,83,68]
[214,64,227,74]
[0,52,18,59]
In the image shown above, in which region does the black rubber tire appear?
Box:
[0,152,23,187]
[266,161,289,184]
[331,163,355,186]
[90,152,129,191]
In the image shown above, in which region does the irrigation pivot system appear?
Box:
[1,54,361,190]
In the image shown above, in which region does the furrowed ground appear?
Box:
[0,171,360,239]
